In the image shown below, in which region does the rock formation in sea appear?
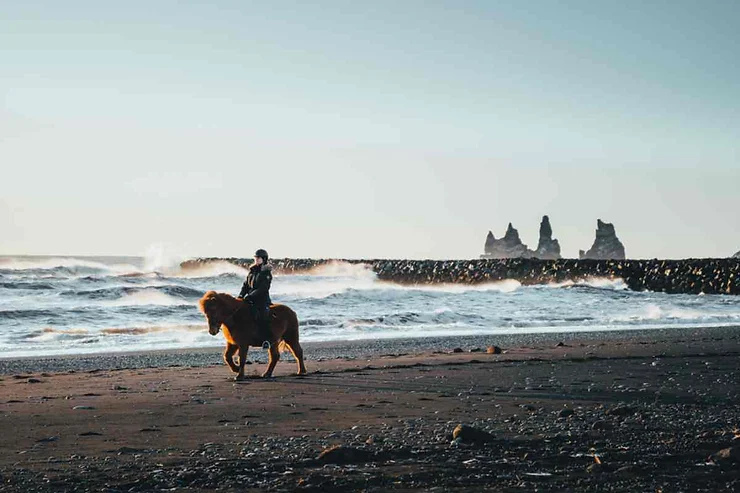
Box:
[481,216,560,259]
[482,223,531,259]
[579,219,626,260]
[533,215,561,260]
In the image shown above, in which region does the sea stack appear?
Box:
[579,219,626,260]
[481,223,531,259]
[533,215,561,260]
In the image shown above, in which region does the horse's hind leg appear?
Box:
[262,344,280,378]
[285,341,307,375]
[235,346,249,381]
[223,344,239,373]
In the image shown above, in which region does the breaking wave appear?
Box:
[105,289,197,307]
[0,257,139,274]
[60,285,203,301]
[172,261,248,279]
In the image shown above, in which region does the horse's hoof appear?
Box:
[234,375,247,382]
[261,373,273,379]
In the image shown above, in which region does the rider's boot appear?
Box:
[260,311,272,350]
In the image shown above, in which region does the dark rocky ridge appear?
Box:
[182,257,740,295]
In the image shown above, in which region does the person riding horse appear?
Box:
[237,248,273,348]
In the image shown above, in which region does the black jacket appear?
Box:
[239,264,272,306]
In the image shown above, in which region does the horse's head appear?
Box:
[198,291,228,336]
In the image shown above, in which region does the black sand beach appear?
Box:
[2,327,740,492]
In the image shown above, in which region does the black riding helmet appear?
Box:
[254,249,269,262]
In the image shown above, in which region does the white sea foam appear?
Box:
[272,262,378,298]
[610,303,740,323]
[391,279,523,294]
[0,257,139,274]
[173,260,248,278]
[307,261,376,277]
[546,277,627,290]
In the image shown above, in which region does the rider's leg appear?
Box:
[261,307,272,349]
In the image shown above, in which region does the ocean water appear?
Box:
[0,256,739,358]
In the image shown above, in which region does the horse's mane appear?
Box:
[198,291,239,313]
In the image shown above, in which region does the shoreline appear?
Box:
[2,327,739,491]
[2,324,739,375]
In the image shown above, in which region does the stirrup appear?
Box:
[261,340,272,350]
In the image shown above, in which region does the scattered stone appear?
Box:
[79,431,103,437]
[486,346,503,355]
[72,406,96,410]
[711,446,740,464]
[606,405,636,417]
[27,378,42,384]
[452,424,495,445]
[558,408,575,418]
[316,445,375,465]
[452,348,464,354]
[36,436,59,443]
[591,420,612,431]
[115,447,146,454]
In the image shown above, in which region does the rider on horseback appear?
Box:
[237,248,273,349]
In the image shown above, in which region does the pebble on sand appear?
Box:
[711,446,740,464]
[317,445,375,465]
[452,424,495,445]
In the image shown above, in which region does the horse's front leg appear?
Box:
[235,346,249,381]
[223,344,239,373]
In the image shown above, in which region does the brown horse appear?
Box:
[198,291,307,380]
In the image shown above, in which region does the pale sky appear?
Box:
[1,1,738,259]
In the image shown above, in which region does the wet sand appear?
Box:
[2,329,740,492]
